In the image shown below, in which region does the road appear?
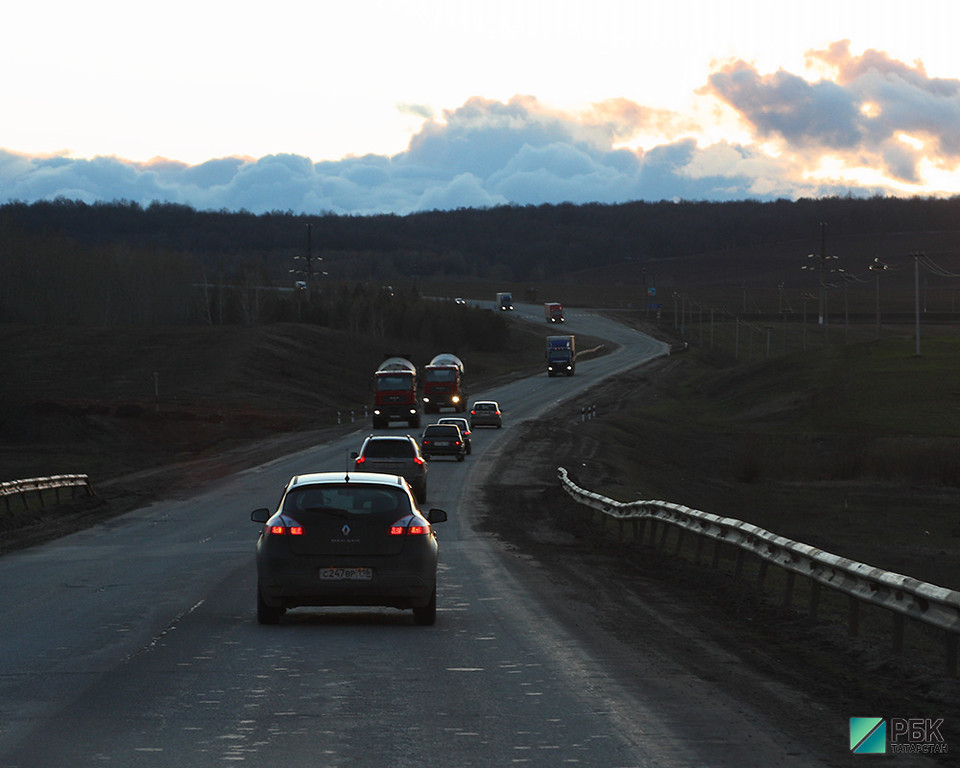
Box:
[0,306,832,767]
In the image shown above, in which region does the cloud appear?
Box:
[703,40,960,183]
[2,45,959,215]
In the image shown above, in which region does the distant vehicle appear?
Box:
[544,302,564,323]
[352,434,428,502]
[470,400,502,429]
[496,291,514,311]
[437,416,472,454]
[454,297,466,305]
[250,472,448,625]
[422,353,467,414]
[420,423,466,461]
[294,280,307,291]
[372,356,420,429]
[546,335,575,376]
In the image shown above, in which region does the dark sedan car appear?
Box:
[420,423,466,461]
[251,472,448,626]
[437,416,472,454]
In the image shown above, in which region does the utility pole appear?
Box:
[912,252,923,355]
[802,222,838,327]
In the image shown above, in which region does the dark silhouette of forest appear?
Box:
[2,195,958,328]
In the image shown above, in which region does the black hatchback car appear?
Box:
[251,472,448,626]
[420,423,466,461]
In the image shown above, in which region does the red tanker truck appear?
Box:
[422,353,467,414]
[372,356,420,429]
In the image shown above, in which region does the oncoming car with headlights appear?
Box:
[250,472,448,626]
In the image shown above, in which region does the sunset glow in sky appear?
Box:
[3,0,959,214]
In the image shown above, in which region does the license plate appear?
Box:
[434,441,450,446]
[320,567,373,581]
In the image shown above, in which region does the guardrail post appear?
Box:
[783,572,796,607]
[648,519,658,546]
[892,613,905,654]
[657,522,669,550]
[809,581,821,622]
[694,534,704,564]
[711,540,722,569]
[757,560,769,591]
[673,529,685,556]
[946,634,958,678]
[848,597,860,637]
[733,549,745,579]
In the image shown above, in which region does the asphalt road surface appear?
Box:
[0,306,835,767]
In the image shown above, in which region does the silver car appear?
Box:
[469,400,502,428]
[251,472,448,626]
[352,434,428,502]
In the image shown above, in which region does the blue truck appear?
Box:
[546,335,575,376]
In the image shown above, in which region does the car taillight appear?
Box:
[390,516,430,536]
[354,456,365,465]
[270,524,303,536]
[413,457,424,465]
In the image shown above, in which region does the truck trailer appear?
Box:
[544,302,564,323]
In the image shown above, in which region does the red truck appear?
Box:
[544,302,564,323]
[372,357,420,429]
[422,354,467,414]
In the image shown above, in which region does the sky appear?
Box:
[2,0,959,215]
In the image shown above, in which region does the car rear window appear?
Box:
[424,425,459,437]
[283,485,410,517]
[362,440,414,458]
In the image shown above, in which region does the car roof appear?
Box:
[438,417,468,424]
[424,422,460,431]
[288,471,410,490]
[474,401,498,407]
[363,434,415,442]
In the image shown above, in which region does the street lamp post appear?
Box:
[869,258,888,340]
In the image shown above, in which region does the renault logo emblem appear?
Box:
[341,524,351,536]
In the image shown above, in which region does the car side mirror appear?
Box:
[251,508,271,523]
[350,451,359,459]
[427,508,448,524]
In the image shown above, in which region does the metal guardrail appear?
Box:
[557,466,960,676]
[1,474,95,513]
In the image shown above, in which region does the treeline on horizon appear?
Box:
[1,195,958,328]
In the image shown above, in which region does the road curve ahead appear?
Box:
[0,307,833,767]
